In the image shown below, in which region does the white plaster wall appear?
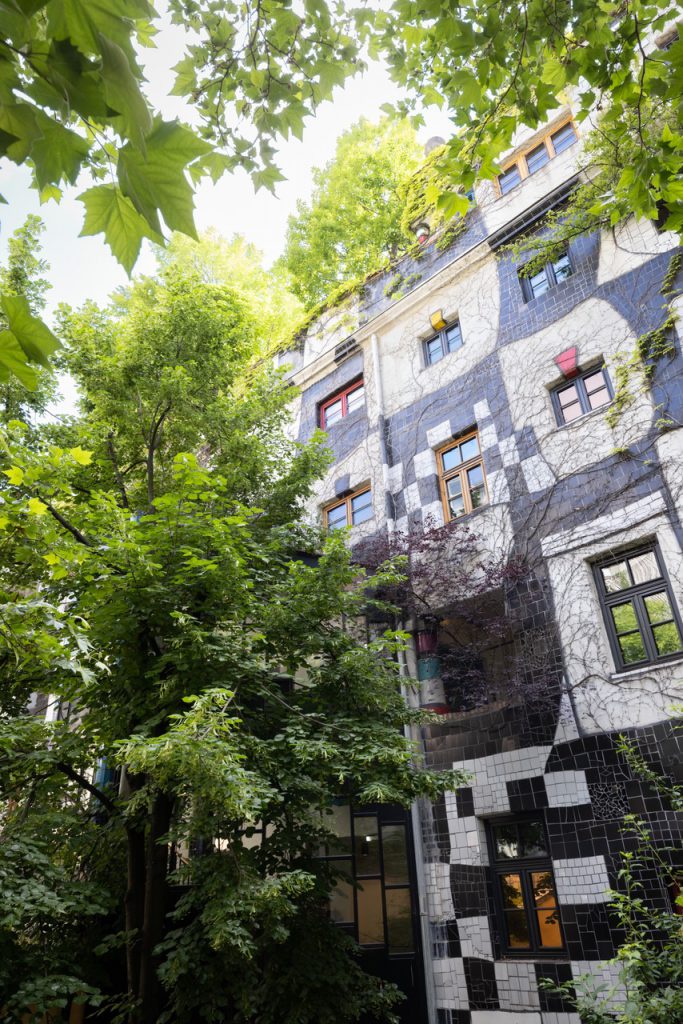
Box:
[597,218,679,286]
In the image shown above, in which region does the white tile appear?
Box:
[414,447,438,478]
[427,419,453,447]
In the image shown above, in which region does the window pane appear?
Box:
[531,870,556,906]
[601,561,630,592]
[628,550,659,584]
[653,621,683,656]
[467,464,484,490]
[526,142,550,174]
[325,804,352,855]
[536,909,563,947]
[551,123,578,154]
[327,503,348,529]
[442,446,462,471]
[351,490,372,525]
[447,476,465,518]
[558,383,580,408]
[381,825,409,885]
[644,592,673,625]
[499,165,521,194]
[446,323,462,352]
[505,910,531,948]
[354,816,380,875]
[586,386,610,410]
[459,435,480,462]
[323,399,343,426]
[426,337,443,365]
[328,865,355,924]
[346,385,365,414]
[500,873,525,909]
[357,879,384,945]
[529,269,550,298]
[494,825,519,859]
[611,601,638,633]
[618,631,647,664]
[552,253,572,282]
[584,369,607,395]
[386,888,414,953]
[519,821,547,858]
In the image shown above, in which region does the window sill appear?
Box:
[609,653,683,683]
[496,953,570,963]
[420,346,464,373]
[549,402,612,435]
[319,407,367,432]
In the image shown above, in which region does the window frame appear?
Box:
[486,815,566,958]
[496,118,578,196]
[551,363,614,426]
[319,377,365,429]
[437,429,489,521]
[323,486,373,530]
[519,251,573,302]
[423,320,463,367]
[593,544,683,672]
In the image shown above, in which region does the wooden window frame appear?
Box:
[437,429,488,521]
[319,377,365,429]
[324,486,372,530]
[423,320,463,367]
[551,363,614,426]
[593,543,683,672]
[487,816,566,958]
[519,250,573,302]
[496,118,578,197]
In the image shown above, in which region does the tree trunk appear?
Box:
[125,823,146,1024]
[138,791,173,1023]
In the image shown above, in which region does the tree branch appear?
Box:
[56,761,118,815]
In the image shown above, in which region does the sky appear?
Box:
[0,11,452,319]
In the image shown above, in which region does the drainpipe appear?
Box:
[370,332,396,534]
[414,623,449,713]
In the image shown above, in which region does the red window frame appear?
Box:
[319,378,364,429]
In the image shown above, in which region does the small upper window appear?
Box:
[525,142,550,175]
[319,379,365,429]
[550,122,578,154]
[552,364,613,425]
[424,321,463,366]
[594,544,683,670]
[324,487,373,530]
[499,165,522,195]
[520,252,573,302]
[438,430,488,520]
[497,119,578,195]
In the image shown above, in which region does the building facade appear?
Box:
[279,105,683,1024]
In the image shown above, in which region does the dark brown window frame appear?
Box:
[593,543,683,672]
[437,429,489,521]
[551,363,614,426]
[324,486,373,530]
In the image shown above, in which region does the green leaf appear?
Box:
[28,497,48,516]
[99,33,152,150]
[47,0,155,61]
[0,103,41,162]
[1,294,60,367]
[78,184,163,274]
[3,465,25,485]
[29,112,91,189]
[69,446,93,466]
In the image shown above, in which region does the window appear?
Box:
[552,364,613,425]
[594,545,683,670]
[319,378,365,429]
[320,803,416,953]
[324,487,372,529]
[438,431,488,520]
[424,320,463,366]
[497,119,578,194]
[520,251,573,301]
[488,817,564,955]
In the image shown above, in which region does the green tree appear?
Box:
[281,118,422,309]
[0,257,462,1024]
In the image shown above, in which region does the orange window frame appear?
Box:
[495,118,578,197]
[319,378,364,429]
[437,430,488,521]
[323,486,372,530]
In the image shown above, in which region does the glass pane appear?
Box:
[611,601,638,633]
[426,337,443,365]
[526,143,550,175]
[529,270,550,297]
[519,821,547,858]
[459,436,479,463]
[354,816,380,875]
[346,385,365,413]
[447,476,465,517]
[500,873,525,909]
[628,551,659,584]
[584,369,607,395]
[552,253,572,282]
[618,630,647,664]
[467,464,484,490]
[537,908,563,947]
[381,825,409,885]
[494,825,519,859]
[329,866,355,924]
[558,383,580,408]
[327,503,348,529]
[586,386,610,410]
[324,804,352,855]
[351,490,372,525]
[499,165,521,194]
[357,878,384,945]
[324,399,343,426]
[561,400,582,423]
[531,870,556,906]
[601,561,630,592]
[644,592,673,625]
[505,909,531,948]
[653,621,682,656]
[551,123,578,154]
[441,446,462,471]
[470,485,487,511]
[446,323,462,352]
[386,888,414,953]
